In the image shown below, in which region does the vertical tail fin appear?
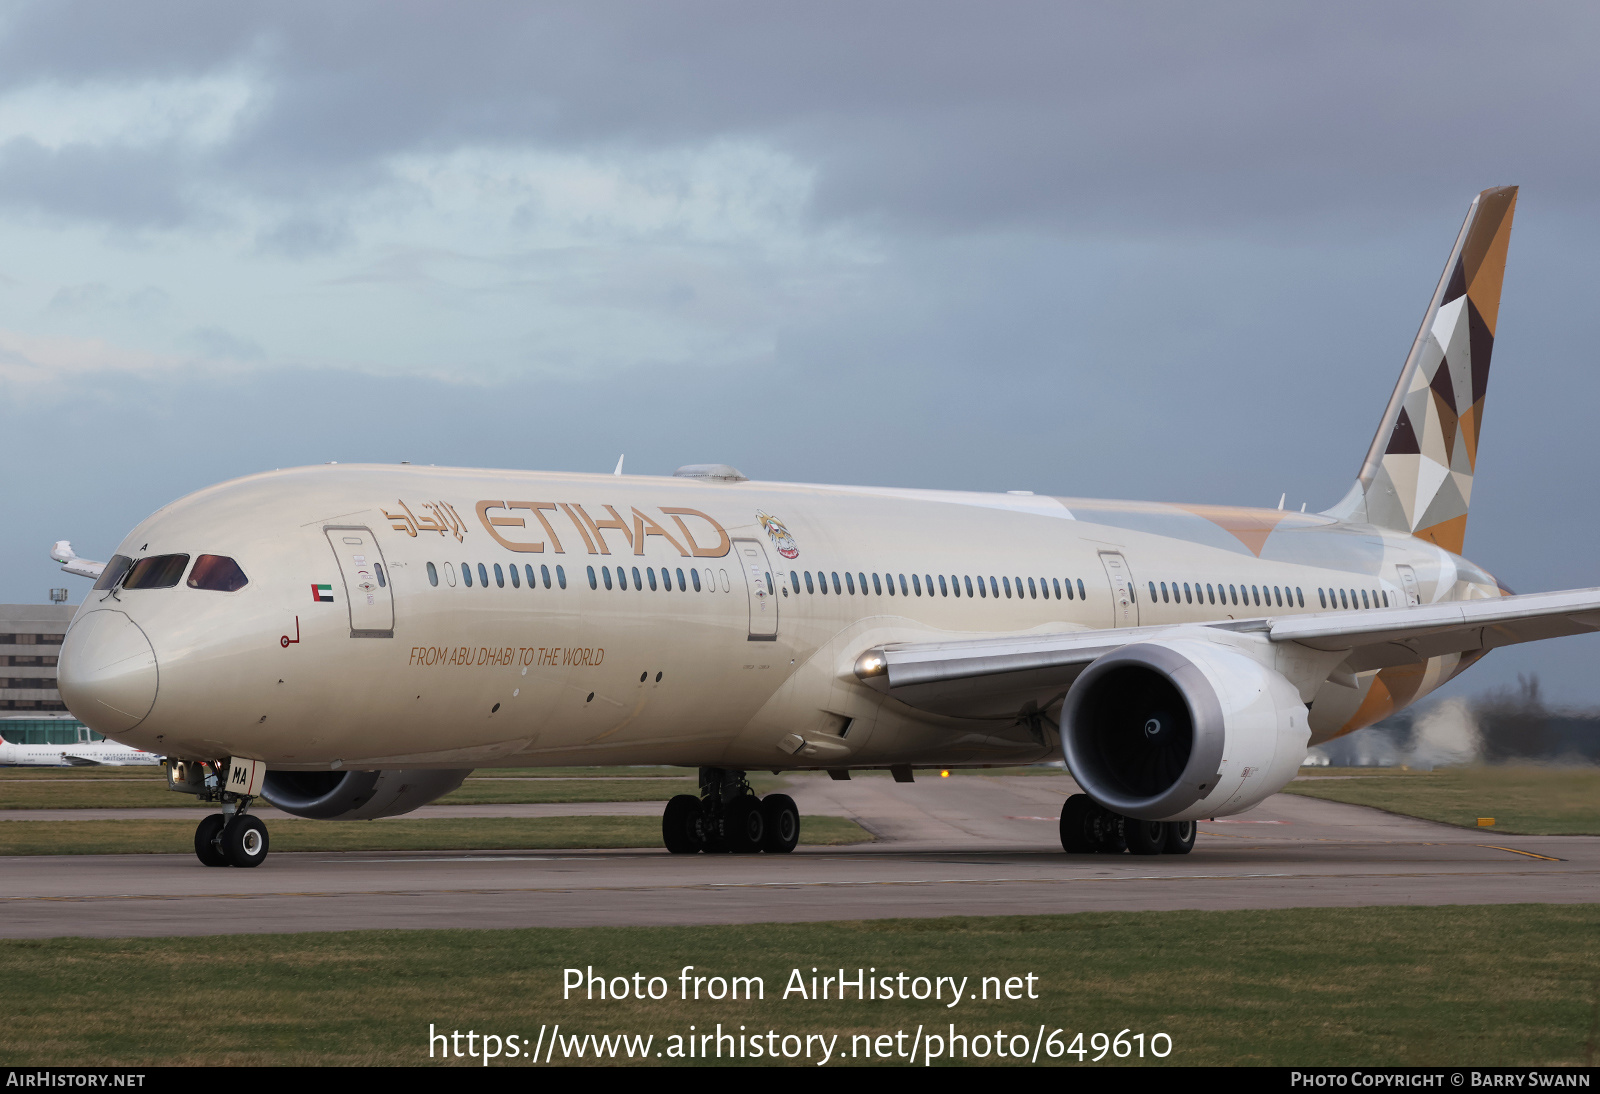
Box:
[1328,186,1518,553]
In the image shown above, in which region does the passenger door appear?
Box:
[733,538,779,640]
[1099,551,1140,628]
[1394,564,1421,606]
[323,526,395,638]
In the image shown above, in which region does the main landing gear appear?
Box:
[1059,793,1195,856]
[662,767,800,855]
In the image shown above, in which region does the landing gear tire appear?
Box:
[222,815,269,868]
[194,814,229,867]
[1089,806,1127,854]
[1124,817,1168,855]
[1059,794,1096,853]
[759,794,800,854]
[725,796,765,854]
[662,794,705,854]
[1162,820,1196,855]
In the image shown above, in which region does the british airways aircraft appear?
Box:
[55,186,1596,869]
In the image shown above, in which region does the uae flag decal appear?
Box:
[312,584,334,603]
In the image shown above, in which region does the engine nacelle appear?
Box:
[1060,639,1308,822]
[262,768,472,820]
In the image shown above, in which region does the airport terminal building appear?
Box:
[0,602,74,713]
[0,602,93,745]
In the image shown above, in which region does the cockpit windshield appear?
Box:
[93,555,133,591]
[187,555,249,592]
[121,554,191,590]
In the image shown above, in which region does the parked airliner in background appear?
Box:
[53,186,1600,869]
[0,736,159,767]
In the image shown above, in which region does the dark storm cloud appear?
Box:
[3,2,1599,232]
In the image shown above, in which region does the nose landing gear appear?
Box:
[168,758,272,867]
[1059,793,1195,856]
[192,808,270,867]
[661,768,800,855]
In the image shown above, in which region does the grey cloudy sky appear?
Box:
[4,1,1600,703]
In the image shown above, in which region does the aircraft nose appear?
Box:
[57,610,159,734]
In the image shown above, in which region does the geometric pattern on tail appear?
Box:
[1358,187,1517,555]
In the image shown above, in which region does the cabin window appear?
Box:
[847,573,857,594]
[93,555,134,591]
[939,575,949,596]
[790,571,800,593]
[804,571,814,594]
[674,567,685,591]
[872,573,882,595]
[493,563,505,589]
[1024,577,1034,599]
[690,569,701,592]
[374,563,387,588]
[646,567,658,591]
[473,563,486,588]
[833,572,842,595]
[858,572,868,594]
[1295,587,1304,608]
[1077,579,1086,600]
[912,574,922,596]
[427,562,439,587]
[1338,588,1348,609]
[1381,590,1389,607]
[1149,581,1159,602]
[1361,589,1370,608]
[586,566,597,590]
[444,562,457,587]
[556,565,567,589]
[461,563,473,588]
[603,566,615,591]
[525,564,536,588]
[187,554,249,593]
[123,554,191,590]
[894,574,905,596]
[508,564,520,588]
[541,564,552,589]
[1318,588,1327,608]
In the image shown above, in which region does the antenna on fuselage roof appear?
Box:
[613,454,625,476]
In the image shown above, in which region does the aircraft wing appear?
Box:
[50,539,105,580]
[855,587,1600,719]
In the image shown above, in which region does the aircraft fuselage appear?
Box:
[60,464,1502,772]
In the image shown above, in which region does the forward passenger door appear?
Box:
[324,526,395,638]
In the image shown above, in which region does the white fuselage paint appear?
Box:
[0,741,160,766]
[62,465,1503,772]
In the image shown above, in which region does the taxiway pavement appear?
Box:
[1,776,1594,938]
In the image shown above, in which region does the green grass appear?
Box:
[0,815,874,855]
[2,905,1596,1066]
[0,770,701,810]
[1285,765,1600,834]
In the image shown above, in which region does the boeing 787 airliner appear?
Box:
[56,186,1598,868]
